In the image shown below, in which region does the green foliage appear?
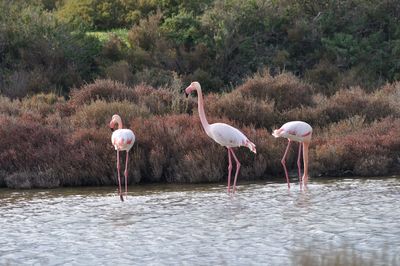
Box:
[0,1,102,97]
[3,0,400,95]
[56,0,158,29]
[161,10,201,46]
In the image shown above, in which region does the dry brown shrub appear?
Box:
[5,169,60,189]
[131,115,271,183]
[375,81,400,115]
[0,96,20,116]
[285,86,396,129]
[206,90,277,128]
[313,117,400,176]
[134,85,191,115]
[70,79,191,116]
[321,86,395,124]
[354,155,392,176]
[105,61,134,84]
[133,67,176,88]
[63,128,118,186]
[0,115,67,175]
[21,93,65,117]
[70,100,150,129]
[238,70,314,111]
[132,114,226,183]
[69,79,137,106]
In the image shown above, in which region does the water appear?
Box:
[0,177,399,265]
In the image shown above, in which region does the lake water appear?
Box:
[0,177,399,265]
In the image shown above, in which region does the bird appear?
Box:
[272,121,312,188]
[109,114,135,201]
[185,81,256,193]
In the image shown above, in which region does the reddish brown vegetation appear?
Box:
[0,76,399,188]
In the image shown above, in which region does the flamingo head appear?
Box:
[185,81,200,97]
[272,128,285,138]
[109,114,122,131]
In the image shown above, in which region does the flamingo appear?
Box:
[185,81,256,193]
[109,114,135,201]
[272,121,312,188]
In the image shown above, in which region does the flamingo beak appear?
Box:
[184,86,192,98]
[109,121,115,132]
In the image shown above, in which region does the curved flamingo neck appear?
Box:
[195,87,210,133]
[114,116,123,129]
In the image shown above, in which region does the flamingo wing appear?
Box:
[208,123,247,148]
[273,121,312,142]
[111,129,135,151]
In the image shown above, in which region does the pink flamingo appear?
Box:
[272,121,312,188]
[185,82,256,193]
[109,114,135,201]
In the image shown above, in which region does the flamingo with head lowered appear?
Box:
[272,121,312,188]
[185,81,256,193]
[109,114,135,201]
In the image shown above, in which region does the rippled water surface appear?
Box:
[1,177,399,265]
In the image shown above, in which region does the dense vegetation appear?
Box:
[0,0,399,188]
[0,76,398,188]
[2,0,400,96]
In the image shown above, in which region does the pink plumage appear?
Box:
[109,114,135,201]
[273,121,312,188]
[185,81,256,193]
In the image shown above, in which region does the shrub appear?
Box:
[63,128,117,186]
[132,114,226,183]
[69,79,137,106]
[69,79,191,116]
[313,118,400,176]
[376,81,400,114]
[238,70,314,111]
[284,86,396,128]
[102,34,127,61]
[21,93,66,117]
[105,61,134,85]
[0,96,20,116]
[70,100,150,129]
[305,59,340,95]
[206,90,277,129]
[5,169,60,189]
[0,115,67,175]
[133,68,177,88]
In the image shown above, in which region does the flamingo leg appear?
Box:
[230,148,241,193]
[117,150,124,201]
[302,142,310,185]
[297,142,302,183]
[124,151,129,198]
[227,148,233,193]
[281,140,292,189]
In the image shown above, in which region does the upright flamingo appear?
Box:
[272,121,312,188]
[185,82,256,193]
[109,114,135,201]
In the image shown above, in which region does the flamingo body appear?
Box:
[273,121,312,188]
[109,114,135,201]
[272,121,312,142]
[185,81,256,193]
[209,123,253,150]
[111,129,135,151]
